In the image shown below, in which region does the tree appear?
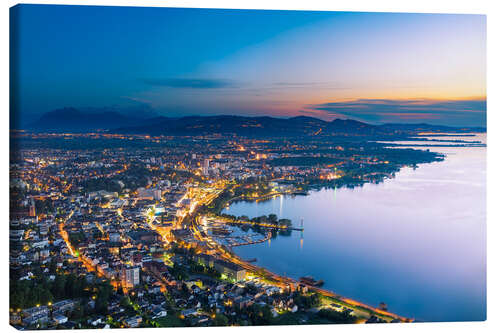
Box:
[48,260,58,274]
[169,263,188,281]
[65,274,76,298]
[95,296,108,315]
[95,281,113,315]
[247,304,273,325]
[39,289,54,305]
[71,304,85,320]
[11,291,25,310]
[278,218,292,227]
[212,313,229,326]
[293,293,320,310]
[317,308,356,324]
[120,296,131,308]
[52,274,66,299]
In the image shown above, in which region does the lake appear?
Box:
[225,134,486,322]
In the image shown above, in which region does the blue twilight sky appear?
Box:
[10,4,486,127]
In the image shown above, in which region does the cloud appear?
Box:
[142,78,236,89]
[272,82,350,90]
[304,98,486,126]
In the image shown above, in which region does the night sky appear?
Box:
[10,4,486,127]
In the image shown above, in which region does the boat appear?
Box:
[211,227,232,235]
[299,276,324,287]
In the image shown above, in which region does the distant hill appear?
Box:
[28,108,486,136]
[28,107,157,132]
[112,115,332,137]
[379,123,486,133]
[325,118,381,135]
[114,115,483,137]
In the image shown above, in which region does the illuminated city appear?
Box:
[9,4,486,329]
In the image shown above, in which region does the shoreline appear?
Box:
[196,185,414,323]
[207,140,463,322]
[218,134,485,322]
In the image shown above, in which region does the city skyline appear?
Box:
[11,5,486,127]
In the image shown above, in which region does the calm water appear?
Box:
[226,134,486,322]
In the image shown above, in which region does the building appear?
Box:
[53,314,68,325]
[181,308,198,318]
[137,188,154,200]
[22,306,49,326]
[213,259,246,281]
[52,299,76,314]
[39,224,49,236]
[10,229,24,241]
[109,232,121,243]
[29,198,36,217]
[123,315,142,328]
[10,312,21,325]
[234,296,254,309]
[194,254,215,267]
[153,189,162,201]
[88,190,118,200]
[121,266,140,288]
[151,306,167,319]
[202,159,210,176]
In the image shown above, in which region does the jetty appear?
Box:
[229,231,272,248]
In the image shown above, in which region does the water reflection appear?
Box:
[226,134,486,322]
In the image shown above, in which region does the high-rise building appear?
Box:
[121,266,140,288]
[153,189,162,201]
[202,159,210,175]
[29,197,36,217]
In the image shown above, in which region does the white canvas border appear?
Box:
[2,1,498,332]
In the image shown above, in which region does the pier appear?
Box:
[229,231,272,248]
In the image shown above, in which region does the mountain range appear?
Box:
[26,107,486,136]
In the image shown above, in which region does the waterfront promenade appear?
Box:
[186,185,412,323]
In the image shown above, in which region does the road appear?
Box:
[58,210,124,291]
